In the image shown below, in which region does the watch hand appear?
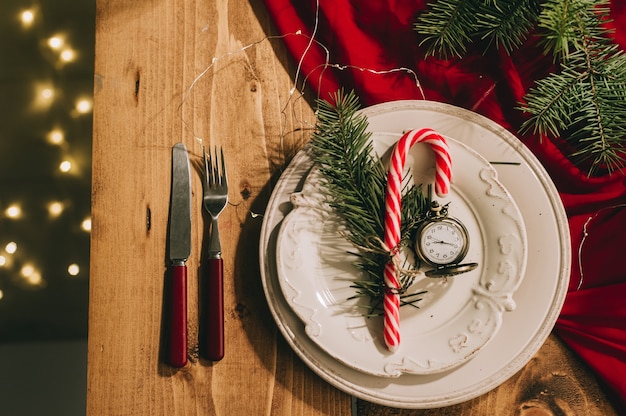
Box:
[433,240,455,246]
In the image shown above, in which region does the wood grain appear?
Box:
[357,335,618,415]
[88,0,347,414]
[88,0,618,415]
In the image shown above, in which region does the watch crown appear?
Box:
[428,200,448,218]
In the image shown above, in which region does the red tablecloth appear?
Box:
[262,0,626,410]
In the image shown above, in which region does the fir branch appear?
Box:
[475,0,542,53]
[310,90,429,314]
[536,0,612,60]
[414,0,626,173]
[414,0,540,58]
[520,30,626,173]
[414,0,480,59]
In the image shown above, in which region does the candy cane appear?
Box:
[383,128,452,352]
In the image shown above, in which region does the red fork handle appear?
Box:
[168,264,187,367]
[206,257,224,361]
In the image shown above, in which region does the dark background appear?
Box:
[0,1,95,414]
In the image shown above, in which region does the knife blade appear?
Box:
[167,142,191,367]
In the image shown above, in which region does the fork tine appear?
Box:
[219,146,227,187]
[212,146,220,187]
[202,146,210,187]
[211,147,218,187]
[203,145,227,190]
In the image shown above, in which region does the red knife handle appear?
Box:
[168,264,187,367]
[206,257,224,361]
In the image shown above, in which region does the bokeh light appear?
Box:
[47,35,64,50]
[5,242,17,254]
[81,217,91,232]
[5,204,22,219]
[68,263,80,276]
[59,160,72,173]
[75,97,92,114]
[47,128,65,145]
[48,201,64,218]
[20,9,35,28]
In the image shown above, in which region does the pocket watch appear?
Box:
[414,201,478,277]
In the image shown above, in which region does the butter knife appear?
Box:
[167,142,191,367]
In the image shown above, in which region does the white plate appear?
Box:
[259,100,570,408]
[275,136,527,377]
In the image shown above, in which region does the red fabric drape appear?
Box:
[262,0,626,411]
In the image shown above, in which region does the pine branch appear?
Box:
[414,0,540,58]
[310,90,386,245]
[536,0,612,60]
[309,90,429,315]
[414,0,480,58]
[520,0,626,173]
[414,0,626,173]
[475,0,542,53]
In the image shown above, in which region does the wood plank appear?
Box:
[88,0,619,415]
[87,0,349,414]
[357,335,618,415]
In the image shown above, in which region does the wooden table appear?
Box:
[87,0,618,414]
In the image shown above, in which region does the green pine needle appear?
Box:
[414,0,540,58]
[309,90,429,315]
[414,0,480,58]
[414,0,626,174]
[520,29,626,173]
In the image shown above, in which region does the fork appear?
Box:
[202,146,228,361]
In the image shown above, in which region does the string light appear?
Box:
[68,264,80,276]
[26,272,43,286]
[47,35,64,50]
[20,9,35,28]
[75,97,93,114]
[0,254,12,269]
[20,264,35,278]
[47,128,65,145]
[5,242,17,254]
[81,217,92,232]
[20,264,44,286]
[0,290,3,300]
[179,19,422,148]
[41,88,54,99]
[5,0,92,315]
[32,82,55,111]
[48,201,64,218]
[5,204,22,219]
[59,160,72,173]
[60,48,76,63]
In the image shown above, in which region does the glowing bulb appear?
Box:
[5,204,22,219]
[19,264,43,286]
[27,272,43,286]
[59,160,72,173]
[75,98,92,114]
[68,264,80,276]
[5,242,17,254]
[48,201,64,217]
[48,36,63,50]
[20,10,35,27]
[41,88,54,100]
[21,264,35,277]
[0,290,3,300]
[32,82,55,111]
[60,49,76,63]
[0,256,6,267]
[47,129,64,145]
[81,217,92,232]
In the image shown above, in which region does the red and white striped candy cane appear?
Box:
[382,128,452,352]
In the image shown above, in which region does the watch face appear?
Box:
[418,219,468,265]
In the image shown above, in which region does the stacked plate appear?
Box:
[259,100,570,409]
